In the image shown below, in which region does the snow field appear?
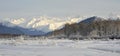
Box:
[0,39,120,56]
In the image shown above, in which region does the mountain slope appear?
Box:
[49,16,105,36]
[0,22,44,36]
[80,16,104,23]
[0,23,24,35]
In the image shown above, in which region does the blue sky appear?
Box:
[0,0,120,18]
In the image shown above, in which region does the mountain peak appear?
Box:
[80,16,104,23]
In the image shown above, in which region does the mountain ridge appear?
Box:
[9,16,85,32]
[0,22,45,36]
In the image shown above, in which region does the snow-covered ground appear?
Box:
[0,39,120,56]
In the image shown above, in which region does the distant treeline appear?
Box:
[51,18,120,39]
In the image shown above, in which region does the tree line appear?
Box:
[51,18,120,39]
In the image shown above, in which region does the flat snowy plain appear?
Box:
[0,39,120,56]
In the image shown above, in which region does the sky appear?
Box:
[0,0,120,19]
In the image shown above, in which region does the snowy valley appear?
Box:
[0,37,120,56]
[1,0,120,56]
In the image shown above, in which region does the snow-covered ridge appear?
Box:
[7,16,87,32]
[11,18,25,25]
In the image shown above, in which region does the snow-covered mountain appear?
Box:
[2,15,120,34]
[9,16,86,33]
